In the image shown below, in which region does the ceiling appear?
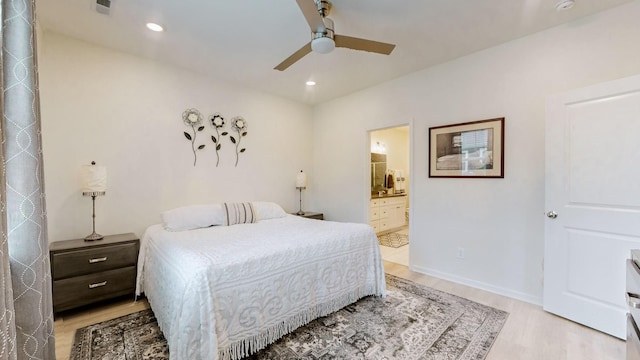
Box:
[36,0,633,105]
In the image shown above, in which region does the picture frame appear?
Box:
[429,117,504,178]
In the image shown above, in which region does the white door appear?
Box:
[544,74,640,339]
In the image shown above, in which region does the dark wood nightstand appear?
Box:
[293,211,324,220]
[49,233,139,313]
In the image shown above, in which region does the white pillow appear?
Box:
[252,202,287,220]
[161,204,225,231]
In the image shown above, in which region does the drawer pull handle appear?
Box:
[89,257,108,264]
[628,292,640,308]
[89,281,107,289]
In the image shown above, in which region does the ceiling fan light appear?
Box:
[311,37,335,54]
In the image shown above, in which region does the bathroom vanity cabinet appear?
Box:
[370,195,406,233]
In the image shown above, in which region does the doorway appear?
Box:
[369,125,410,266]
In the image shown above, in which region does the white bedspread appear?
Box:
[135,215,385,360]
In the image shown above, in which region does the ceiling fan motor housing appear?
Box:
[316,0,331,17]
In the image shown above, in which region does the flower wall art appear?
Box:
[209,113,228,167]
[182,108,206,166]
[230,116,248,167]
[182,108,248,167]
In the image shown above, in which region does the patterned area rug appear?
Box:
[70,275,508,360]
[378,232,409,248]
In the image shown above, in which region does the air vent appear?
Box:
[96,0,111,15]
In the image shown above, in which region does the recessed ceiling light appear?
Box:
[306,81,316,86]
[146,23,164,32]
[555,0,575,11]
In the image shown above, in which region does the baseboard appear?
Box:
[409,264,543,306]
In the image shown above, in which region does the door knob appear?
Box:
[546,211,558,219]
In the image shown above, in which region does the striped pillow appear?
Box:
[223,202,257,226]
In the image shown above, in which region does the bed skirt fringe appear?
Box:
[219,284,383,360]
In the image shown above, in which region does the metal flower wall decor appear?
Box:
[209,113,228,167]
[230,116,248,167]
[182,108,206,166]
[181,108,248,167]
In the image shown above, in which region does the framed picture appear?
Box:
[429,117,504,178]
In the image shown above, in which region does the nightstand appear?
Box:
[49,233,139,313]
[293,211,324,220]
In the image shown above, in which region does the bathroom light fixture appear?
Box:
[372,141,386,154]
[306,80,316,86]
[146,22,164,32]
[81,161,107,241]
[295,170,307,215]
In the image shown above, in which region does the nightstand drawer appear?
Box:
[52,242,138,279]
[52,266,136,312]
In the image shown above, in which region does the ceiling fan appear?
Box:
[274,0,396,71]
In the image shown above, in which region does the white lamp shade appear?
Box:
[296,171,307,188]
[81,164,107,194]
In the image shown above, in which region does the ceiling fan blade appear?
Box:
[274,42,312,71]
[334,35,396,55]
[296,0,325,32]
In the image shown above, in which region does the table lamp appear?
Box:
[81,161,106,241]
[296,170,307,215]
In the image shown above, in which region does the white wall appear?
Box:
[312,1,640,304]
[39,32,313,241]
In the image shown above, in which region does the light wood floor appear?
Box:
[54,261,624,359]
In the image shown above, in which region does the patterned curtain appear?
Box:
[1,166,17,356]
[0,0,56,359]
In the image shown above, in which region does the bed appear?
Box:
[135,202,385,360]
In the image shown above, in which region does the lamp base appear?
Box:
[296,186,306,216]
[84,231,104,241]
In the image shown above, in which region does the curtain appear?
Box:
[0,0,55,359]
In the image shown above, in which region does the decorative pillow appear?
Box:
[252,201,287,220]
[223,202,257,226]
[161,204,225,231]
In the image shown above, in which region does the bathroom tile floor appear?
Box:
[378,226,409,266]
